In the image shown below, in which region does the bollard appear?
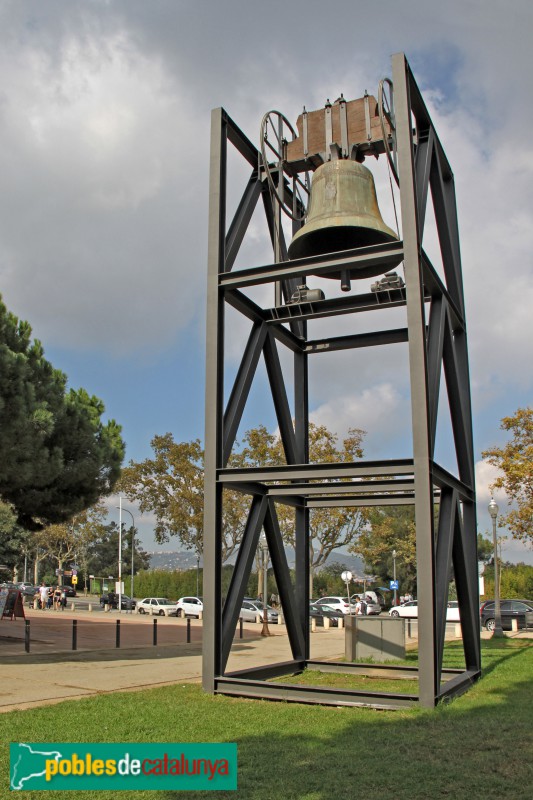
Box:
[511,617,518,632]
[70,602,75,611]
[104,604,109,613]
[198,611,203,620]
[338,616,343,629]
[25,620,30,653]
[153,618,157,645]
[454,623,462,638]
[311,617,316,632]
[239,617,243,639]
[187,618,191,644]
[407,620,412,638]
[324,616,330,630]
[88,603,92,612]
[72,620,77,651]
[33,598,39,610]
[116,620,121,648]
[255,615,261,624]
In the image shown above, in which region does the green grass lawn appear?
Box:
[1,639,531,800]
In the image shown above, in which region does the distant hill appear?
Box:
[148,549,365,575]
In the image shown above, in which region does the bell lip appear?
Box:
[288,225,399,262]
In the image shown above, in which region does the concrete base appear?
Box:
[345,616,406,662]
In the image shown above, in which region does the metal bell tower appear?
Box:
[202,53,480,709]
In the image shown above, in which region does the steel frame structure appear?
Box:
[203,53,480,709]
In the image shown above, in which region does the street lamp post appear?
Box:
[341,570,353,613]
[488,498,504,637]
[196,552,200,598]
[392,549,397,607]
[259,534,270,637]
[116,503,136,610]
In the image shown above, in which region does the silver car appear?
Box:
[240,600,279,623]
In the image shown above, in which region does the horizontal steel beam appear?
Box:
[219,242,405,289]
[218,459,415,483]
[305,328,409,353]
[267,480,416,496]
[307,495,418,508]
[215,677,418,709]
[267,289,408,324]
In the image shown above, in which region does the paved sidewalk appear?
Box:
[1,609,530,713]
[0,610,347,713]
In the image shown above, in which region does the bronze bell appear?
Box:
[288,159,400,288]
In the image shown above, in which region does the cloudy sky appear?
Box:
[1,0,532,563]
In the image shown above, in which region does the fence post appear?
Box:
[25,620,30,653]
[153,618,157,646]
[187,618,191,644]
[116,620,121,648]
[72,620,77,651]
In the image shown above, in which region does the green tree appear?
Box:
[477,532,494,564]
[351,506,417,595]
[0,501,29,578]
[87,522,150,581]
[482,407,533,542]
[0,296,125,528]
[238,423,367,574]
[118,434,249,563]
[120,425,367,576]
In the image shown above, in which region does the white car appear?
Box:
[389,600,460,621]
[137,597,179,616]
[313,596,355,615]
[176,596,204,618]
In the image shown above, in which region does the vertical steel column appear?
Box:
[392,53,437,707]
[203,108,227,692]
[294,344,310,657]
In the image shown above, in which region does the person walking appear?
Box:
[53,586,62,611]
[39,583,48,610]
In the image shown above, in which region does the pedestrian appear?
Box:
[53,585,62,611]
[354,596,362,615]
[47,588,53,609]
[39,583,48,610]
[60,588,67,610]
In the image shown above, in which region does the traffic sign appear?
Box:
[71,576,78,585]
[390,580,399,590]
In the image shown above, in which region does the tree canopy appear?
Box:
[119,423,368,570]
[0,296,125,528]
[351,505,417,595]
[482,407,533,543]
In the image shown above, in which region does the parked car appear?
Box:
[137,597,179,616]
[17,583,39,598]
[314,596,355,615]
[480,599,533,631]
[176,596,204,618]
[309,603,343,626]
[355,597,382,615]
[100,593,136,610]
[389,600,461,621]
[59,585,77,598]
[239,600,279,624]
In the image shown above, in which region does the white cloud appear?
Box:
[475,460,505,504]
[310,382,408,456]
